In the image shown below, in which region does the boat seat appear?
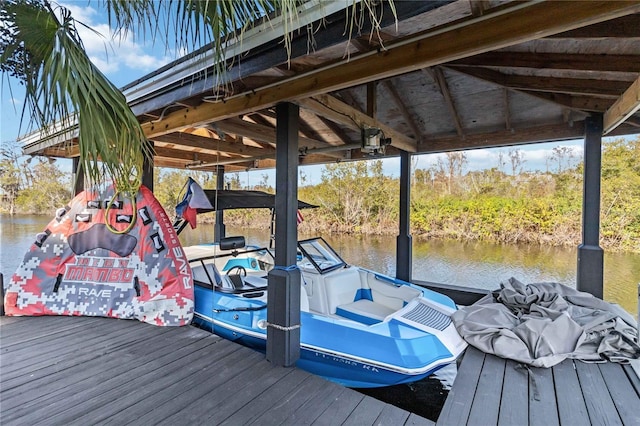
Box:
[336,299,394,325]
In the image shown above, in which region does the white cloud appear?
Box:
[58,2,174,83]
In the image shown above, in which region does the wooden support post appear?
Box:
[266,102,301,367]
[214,166,226,243]
[577,114,604,298]
[72,157,84,195]
[142,141,154,191]
[396,150,412,282]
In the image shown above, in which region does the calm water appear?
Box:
[2,214,638,420]
[2,214,638,316]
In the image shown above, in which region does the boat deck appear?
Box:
[0,316,433,425]
[437,346,640,425]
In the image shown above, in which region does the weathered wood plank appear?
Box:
[2,327,216,423]
[406,412,437,426]
[374,403,411,426]
[528,366,559,426]
[158,353,279,425]
[342,395,387,425]
[623,363,640,396]
[437,347,485,425]
[552,359,590,426]
[575,360,622,425]
[77,341,244,424]
[497,359,529,425]
[248,374,331,425]
[467,353,505,424]
[311,386,365,426]
[280,378,348,425]
[598,362,640,425]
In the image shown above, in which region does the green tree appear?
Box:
[15,157,71,214]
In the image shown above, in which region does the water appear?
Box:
[2,214,638,420]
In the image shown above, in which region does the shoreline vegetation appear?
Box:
[2,138,638,253]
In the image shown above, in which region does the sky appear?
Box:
[1,2,633,188]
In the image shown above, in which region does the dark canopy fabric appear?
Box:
[197,190,316,213]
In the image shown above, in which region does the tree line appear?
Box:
[2,137,639,253]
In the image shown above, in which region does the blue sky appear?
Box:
[1,2,632,187]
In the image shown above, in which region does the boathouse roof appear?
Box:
[21,0,640,172]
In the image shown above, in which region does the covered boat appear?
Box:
[176,179,467,388]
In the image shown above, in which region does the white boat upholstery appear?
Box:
[300,284,310,312]
[324,268,362,314]
[336,299,394,323]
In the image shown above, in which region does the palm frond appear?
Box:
[2,0,149,193]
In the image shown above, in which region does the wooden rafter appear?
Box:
[216,117,337,153]
[603,75,640,134]
[449,66,631,98]
[426,67,465,137]
[151,132,267,157]
[382,80,421,140]
[526,92,615,112]
[451,52,640,73]
[140,1,640,139]
[469,0,491,17]
[419,122,587,153]
[298,94,417,152]
[548,14,640,38]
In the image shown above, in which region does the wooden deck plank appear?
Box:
[247,374,332,425]
[0,324,172,390]
[528,365,559,426]
[497,359,529,425]
[134,349,265,425]
[1,317,426,426]
[200,365,296,424]
[406,412,437,425]
[70,340,242,424]
[623,363,640,396]
[467,353,505,425]
[218,368,312,425]
[0,316,104,342]
[598,362,640,425]
[0,323,199,412]
[280,378,349,425]
[436,346,485,426]
[158,354,279,425]
[5,330,218,424]
[575,360,622,425]
[311,385,365,426]
[374,403,411,426]
[342,395,387,425]
[552,359,590,426]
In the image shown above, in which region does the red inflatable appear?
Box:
[4,185,194,326]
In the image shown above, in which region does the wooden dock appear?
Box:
[0,316,433,425]
[437,346,640,425]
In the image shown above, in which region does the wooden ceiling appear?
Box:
[29,0,640,172]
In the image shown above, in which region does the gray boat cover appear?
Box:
[452,277,640,367]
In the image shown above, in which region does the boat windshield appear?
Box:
[298,237,347,274]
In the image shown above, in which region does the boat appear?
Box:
[176,179,468,388]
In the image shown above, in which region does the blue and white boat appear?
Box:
[176,182,467,388]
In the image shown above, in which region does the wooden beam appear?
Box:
[298,94,417,152]
[547,15,640,38]
[382,80,422,141]
[451,51,640,73]
[418,122,587,153]
[152,132,268,157]
[469,0,491,17]
[215,117,343,158]
[603,75,640,134]
[140,1,640,138]
[427,67,465,137]
[449,66,630,98]
[525,92,615,112]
